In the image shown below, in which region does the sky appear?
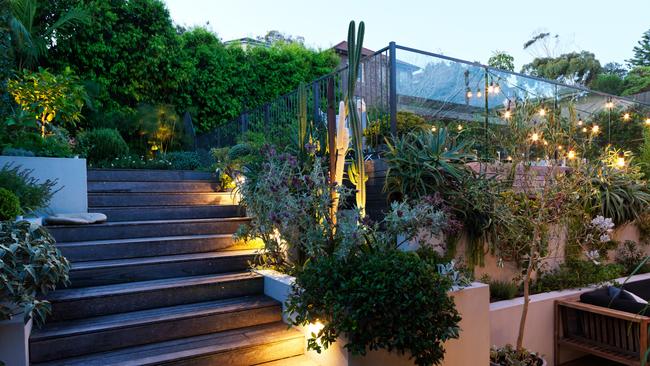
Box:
[164,0,650,70]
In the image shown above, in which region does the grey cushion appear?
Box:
[45,213,107,225]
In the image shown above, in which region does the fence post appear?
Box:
[389,41,397,136]
[327,77,337,183]
[313,81,320,124]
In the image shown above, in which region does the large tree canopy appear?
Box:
[38,0,338,132]
[629,29,650,67]
[521,51,602,86]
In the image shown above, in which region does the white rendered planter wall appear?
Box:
[258,269,490,366]
[0,313,33,366]
[0,156,87,215]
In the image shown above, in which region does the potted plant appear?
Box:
[0,221,69,366]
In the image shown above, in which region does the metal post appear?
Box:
[484,67,489,160]
[327,78,337,184]
[389,41,398,136]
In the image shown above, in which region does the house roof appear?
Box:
[224,37,270,48]
[331,41,375,57]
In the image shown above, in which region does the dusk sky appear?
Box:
[164,0,650,70]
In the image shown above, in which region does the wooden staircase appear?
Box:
[31,169,312,365]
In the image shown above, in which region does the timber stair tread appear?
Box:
[31,295,279,341]
[47,217,251,231]
[255,355,320,366]
[56,233,238,248]
[31,322,304,366]
[70,249,258,271]
[48,271,261,302]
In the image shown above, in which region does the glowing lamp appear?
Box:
[504,110,512,119]
[592,125,600,134]
[557,145,563,150]
[623,113,630,121]
[457,124,463,131]
[531,132,539,142]
[538,108,546,117]
[645,118,650,125]
[582,127,588,133]
[568,150,576,160]
[431,126,437,132]
[616,156,626,168]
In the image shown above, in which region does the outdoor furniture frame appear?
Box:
[555,297,650,366]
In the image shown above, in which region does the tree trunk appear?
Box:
[517,260,534,350]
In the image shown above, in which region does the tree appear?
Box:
[602,62,628,78]
[621,66,650,95]
[590,73,624,95]
[488,51,515,72]
[0,0,13,115]
[521,51,602,85]
[629,29,650,67]
[8,67,87,137]
[7,0,89,70]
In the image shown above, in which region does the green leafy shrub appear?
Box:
[364,111,429,148]
[163,151,203,170]
[616,240,650,274]
[286,249,461,366]
[1,147,34,157]
[0,164,57,214]
[0,221,70,325]
[77,128,129,164]
[532,260,623,293]
[0,188,21,220]
[8,129,73,158]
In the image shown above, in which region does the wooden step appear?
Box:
[88,192,237,207]
[48,217,250,242]
[30,296,281,363]
[88,180,221,193]
[68,250,258,288]
[88,169,214,182]
[93,205,243,222]
[31,322,305,366]
[47,272,263,321]
[255,355,319,366]
[56,234,251,262]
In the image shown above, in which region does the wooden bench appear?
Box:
[555,297,650,365]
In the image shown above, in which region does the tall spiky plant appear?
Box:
[345,20,367,216]
[297,83,308,155]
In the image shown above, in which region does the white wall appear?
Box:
[0,156,87,215]
[489,272,650,366]
[259,270,490,366]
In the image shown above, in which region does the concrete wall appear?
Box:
[0,314,32,366]
[259,270,490,366]
[489,272,650,366]
[0,156,87,215]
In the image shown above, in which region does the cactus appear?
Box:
[297,83,308,154]
[345,20,367,217]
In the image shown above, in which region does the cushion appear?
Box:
[622,279,650,301]
[581,287,650,315]
[623,289,648,304]
[45,213,107,225]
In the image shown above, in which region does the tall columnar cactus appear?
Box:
[297,83,308,154]
[345,20,367,217]
[330,100,349,217]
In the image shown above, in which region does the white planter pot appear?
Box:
[0,311,33,366]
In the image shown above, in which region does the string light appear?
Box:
[582,127,588,133]
[623,113,631,121]
[605,98,614,109]
[538,108,546,117]
[457,124,463,131]
[504,109,512,119]
[543,140,549,146]
[476,88,482,98]
[487,82,494,94]
[577,115,583,126]
[466,88,473,99]
[568,150,576,160]
[530,132,540,142]
[431,126,437,132]
[557,145,563,150]
[645,118,650,126]
[493,83,500,94]
[592,125,600,134]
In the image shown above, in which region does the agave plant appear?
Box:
[385,128,475,199]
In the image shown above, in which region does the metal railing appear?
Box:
[195,42,650,159]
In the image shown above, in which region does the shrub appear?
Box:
[0,221,70,325]
[616,240,650,275]
[286,249,461,366]
[532,260,623,293]
[1,147,34,157]
[9,129,73,158]
[163,151,203,170]
[490,344,544,366]
[0,188,21,220]
[364,111,429,148]
[77,128,129,164]
[487,279,519,302]
[0,164,57,214]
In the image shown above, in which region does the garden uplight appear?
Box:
[616,156,626,168]
[504,110,512,119]
[623,113,630,121]
[557,145,563,150]
[457,124,463,131]
[431,126,437,132]
[582,127,588,133]
[645,118,650,125]
[538,108,546,117]
[530,132,539,142]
